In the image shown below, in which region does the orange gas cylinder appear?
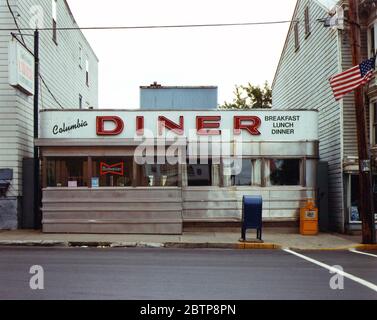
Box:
[300,198,318,235]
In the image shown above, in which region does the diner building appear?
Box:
[36,108,319,234]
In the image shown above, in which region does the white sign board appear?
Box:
[8,39,34,95]
[40,110,318,142]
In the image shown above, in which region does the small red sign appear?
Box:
[100,162,124,176]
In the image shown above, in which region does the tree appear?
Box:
[220,82,272,109]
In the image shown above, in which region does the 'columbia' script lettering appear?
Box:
[53,119,88,135]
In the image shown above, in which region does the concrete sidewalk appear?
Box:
[0,228,374,250]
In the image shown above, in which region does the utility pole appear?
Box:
[348,0,376,244]
[33,29,41,229]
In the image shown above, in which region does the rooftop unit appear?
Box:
[140,82,218,110]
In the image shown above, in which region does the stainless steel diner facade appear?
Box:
[36,109,319,234]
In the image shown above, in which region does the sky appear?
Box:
[67,0,298,109]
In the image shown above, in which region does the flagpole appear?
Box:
[349,0,376,244]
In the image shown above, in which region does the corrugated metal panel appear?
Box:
[272,0,345,232]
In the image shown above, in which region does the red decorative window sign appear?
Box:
[100,162,124,176]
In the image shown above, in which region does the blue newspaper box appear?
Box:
[241,196,263,241]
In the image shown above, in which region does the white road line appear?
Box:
[349,248,377,258]
[283,248,377,293]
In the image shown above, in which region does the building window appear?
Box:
[304,6,311,37]
[231,159,253,186]
[267,159,301,186]
[52,0,57,44]
[372,101,377,145]
[79,45,83,68]
[294,22,300,51]
[92,157,133,187]
[46,157,87,187]
[79,94,83,109]
[368,23,376,58]
[187,161,212,186]
[137,160,178,187]
[85,59,89,86]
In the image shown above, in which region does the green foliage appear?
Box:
[220,82,272,109]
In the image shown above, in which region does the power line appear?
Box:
[0,20,296,32]
[39,74,64,109]
[6,0,25,44]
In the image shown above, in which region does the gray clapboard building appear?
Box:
[272,0,377,233]
[0,0,98,229]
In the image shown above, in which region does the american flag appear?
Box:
[330,56,376,101]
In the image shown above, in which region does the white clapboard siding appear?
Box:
[341,27,370,159]
[272,0,345,232]
[0,0,98,200]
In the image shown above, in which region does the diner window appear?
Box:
[92,157,133,187]
[46,157,87,187]
[304,6,310,37]
[294,22,300,51]
[137,160,178,187]
[231,159,252,186]
[267,159,301,186]
[187,161,212,186]
[52,0,57,44]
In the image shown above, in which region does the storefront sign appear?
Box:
[40,110,318,141]
[100,162,124,176]
[8,39,34,95]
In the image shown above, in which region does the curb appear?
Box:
[0,240,281,250]
[0,240,68,247]
[1,241,375,251]
[163,242,281,250]
[353,244,377,251]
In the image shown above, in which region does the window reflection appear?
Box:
[268,159,300,186]
[47,157,87,187]
[137,162,178,187]
[187,161,212,186]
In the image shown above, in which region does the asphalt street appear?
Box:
[0,247,376,300]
